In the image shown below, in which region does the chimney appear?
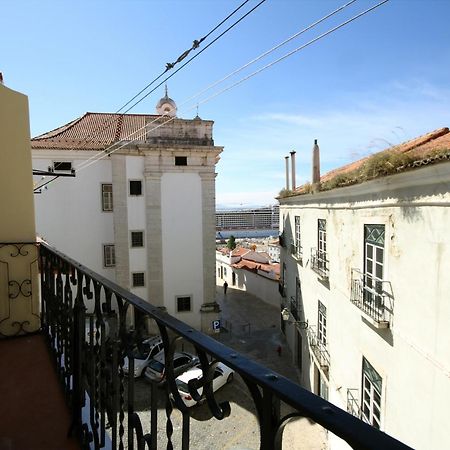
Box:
[285,156,290,190]
[312,139,321,192]
[0,73,3,85]
[290,150,296,191]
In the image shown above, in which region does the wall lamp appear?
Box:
[281,307,308,330]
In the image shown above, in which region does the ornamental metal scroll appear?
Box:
[0,243,40,337]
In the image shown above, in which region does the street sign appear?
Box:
[212,319,221,333]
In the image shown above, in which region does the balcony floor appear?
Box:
[0,333,80,450]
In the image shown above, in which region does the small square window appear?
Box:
[53,161,72,172]
[103,244,115,267]
[132,272,145,287]
[177,296,191,312]
[131,231,144,248]
[175,156,188,166]
[129,180,142,196]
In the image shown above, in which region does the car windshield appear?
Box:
[131,344,150,360]
[176,380,190,394]
[148,359,164,372]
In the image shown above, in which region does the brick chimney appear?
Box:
[285,156,290,190]
[290,150,296,191]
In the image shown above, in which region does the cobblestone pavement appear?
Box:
[116,286,327,449]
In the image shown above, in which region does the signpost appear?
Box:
[212,319,221,333]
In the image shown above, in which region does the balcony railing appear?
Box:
[289,296,299,321]
[290,242,303,264]
[350,269,393,327]
[307,326,330,376]
[347,388,362,419]
[0,241,412,450]
[310,248,329,279]
[278,282,286,297]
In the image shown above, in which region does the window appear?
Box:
[129,180,142,196]
[364,225,385,312]
[177,296,191,312]
[132,272,145,287]
[103,244,115,267]
[53,161,72,171]
[131,231,144,248]
[361,357,382,429]
[101,184,113,211]
[291,277,301,320]
[295,216,301,258]
[317,301,327,346]
[223,267,227,277]
[175,156,188,166]
[318,219,327,258]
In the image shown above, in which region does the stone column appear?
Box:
[144,169,164,308]
[111,154,130,290]
[199,171,220,334]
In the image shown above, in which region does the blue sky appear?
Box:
[2,0,450,207]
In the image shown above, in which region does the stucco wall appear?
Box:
[279,163,450,450]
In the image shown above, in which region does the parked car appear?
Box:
[143,351,199,385]
[173,362,234,407]
[123,336,163,378]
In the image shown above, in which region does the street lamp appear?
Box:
[281,307,308,329]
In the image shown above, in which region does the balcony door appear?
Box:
[318,219,327,272]
[363,225,385,315]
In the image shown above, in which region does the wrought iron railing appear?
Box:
[350,269,393,325]
[347,389,362,419]
[290,242,303,264]
[289,296,299,321]
[310,248,329,279]
[307,326,330,375]
[1,241,412,449]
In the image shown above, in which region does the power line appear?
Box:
[75,0,390,174]
[53,0,265,157]
[74,0,358,173]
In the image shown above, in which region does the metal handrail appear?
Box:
[1,241,411,449]
[350,268,394,323]
[307,326,330,370]
[310,248,329,278]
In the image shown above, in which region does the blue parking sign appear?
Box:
[212,319,221,332]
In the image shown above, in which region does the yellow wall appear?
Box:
[0,84,36,241]
[0,84,39,336]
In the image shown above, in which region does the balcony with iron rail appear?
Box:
[0,241,412,450]
[347,388,362,419]
[350,269,394,328]
[310,248,329,279]
[306,326,330,379]
[289,242,303,266]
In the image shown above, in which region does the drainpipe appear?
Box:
[285,156,290,191]
[290,150,296,191]
[312,139,321,193]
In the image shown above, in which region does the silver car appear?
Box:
[123,336,163,378]
[143,351,199,385]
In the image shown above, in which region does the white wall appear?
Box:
[279,163,450,450]
[33,151,115,281]
[161,172,203,329]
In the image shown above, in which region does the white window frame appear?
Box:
[317,300,327,346]
[101,183,113,212]
[361,357,382,429]
[103,244,115,268]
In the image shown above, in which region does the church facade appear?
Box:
[31,90,223,332]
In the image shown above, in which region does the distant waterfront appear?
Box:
[216,229,278,240]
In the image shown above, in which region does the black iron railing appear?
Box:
[1,242,412,449]
[347,389,362,419]
[350,269,393,326]
[310,248,329,279]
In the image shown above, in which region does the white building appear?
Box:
[31,91,223,333]
[216,247,280,307]
[278,128,450,450]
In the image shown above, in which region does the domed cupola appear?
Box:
[156,85,177,117]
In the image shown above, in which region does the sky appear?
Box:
[2,0,450,208]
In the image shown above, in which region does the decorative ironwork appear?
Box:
[32,242,412,449]
[364,225,385,246]
[310,247,329,279]
[0,243,40,337]
[351,268,393,326]
[307,326,330,376]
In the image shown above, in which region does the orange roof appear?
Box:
[290,127,450,194]
[31,112,213,150]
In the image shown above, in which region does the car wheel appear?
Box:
[227,373,234,383]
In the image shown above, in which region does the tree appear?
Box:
[227,235,236,250]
